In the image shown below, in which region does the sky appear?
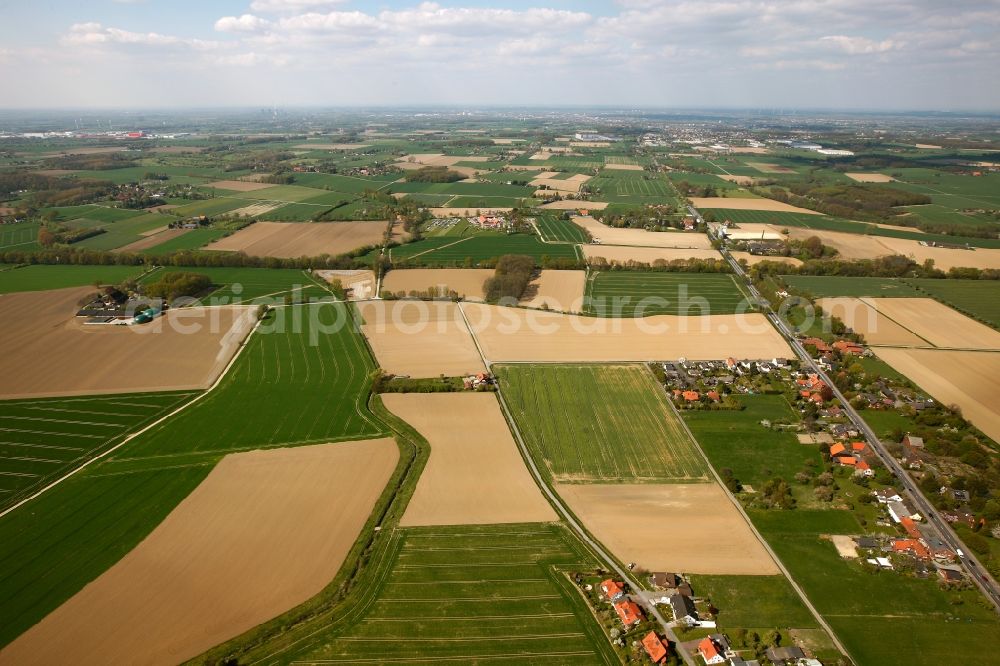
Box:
[0,0,998,110]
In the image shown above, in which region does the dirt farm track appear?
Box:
[0,288,257,399]
[0,439,399,666]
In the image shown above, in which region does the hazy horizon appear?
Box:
[1,0,998,111]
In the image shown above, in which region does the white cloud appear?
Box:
[820,35,903,55]
[249,0,347,12]
[214,14,273,33]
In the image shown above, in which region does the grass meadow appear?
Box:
[0,221,40,252]
[536,215,590,243]
[585,271,747,317]
[140,228,228,254]
[138,266,333,303]
[496,364,709,483]
[389,233,579,265]
[687,574,819,630]
[74,213,175,251]
[0,264,146,294]
[284,523,617,665]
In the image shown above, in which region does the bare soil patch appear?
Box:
[540,200,608,211]
[845,173,895,183]
[731,251,801,267]
[384,393,556,526]
[718,175,764,185]
[873,348,1000,444]
[294,143,371,150]
[382,268,492,300]
[356,300,486,377]
[584,246,722,265]
[603,164,645,171]
[747,162,795,174]
[574,216,714,248]
[114,228,190,253]
[228,202,281,217]
[520,270,586,313]
[314,269,376,300]
[863,298,1000,350]
[463,303,791,363]
[0,288,257,399]
[40,146,126,156]
[830,535,859,558]
[915,144,942,149]
[557,483,777,574]
[0,439,398,666]
[205,180,275,192]
[205,221,388,258]
[691,197,820,214]
[816,298,928,347]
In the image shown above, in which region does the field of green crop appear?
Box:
[497,364,709,483]
[51,205,147,224]
[0,391,196,511]
[389,181,536,198]
[113,303,384,461]
[140,228,228,254]
[167,197,253,218]
[255,202,333,221]
[687,574,819,630]
[0,264,147,294]
[238,184,333,203]
[536,215,590,243]
[390,233,579,265]
[0,303,386,647]
[585,271,746,317]
[292,172,396,193]
[139,266,332,303]
[782,276,922,298]
[0,221,39,252]
[282,523,617,665]
[73,213,175,251]
[588,174,678,204]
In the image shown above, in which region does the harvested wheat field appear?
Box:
[356,300,486,377]
[874,349,1000,444]
[556,483,777,574]
[690,197,820,214]
[571,141,610,148]
[718,175,764,185]
[862,298,1000,350]
[784,228,1000,270]
[731,251,801,267]
[584,245,723,265]
[205,221,387,258]
[315,269,376,300]
[916,144,942,149]
[462,303,791,362]
[603,163,646,171]
[520,270,586,313]
[0,288,257,399]
[747,162,795,174]
[382,268,492,300]
[530,173,590,193]
[0,439,398,666]
[229,202,281,217]
[205,180,275,192]
[845,172,895,183]
[816,298,927,347]
[114,228,190,253]
[385,393,556,526]
[540,200,608,211]
[574,216,714,248]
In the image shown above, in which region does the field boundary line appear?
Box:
[0,308,265,521]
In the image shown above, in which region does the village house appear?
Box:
[887,499,921,524]
[600,579,625,601]
[874,488,903,504]
[613,598,644,627]
[668,593,698,625]
[901,434,925,468]
[641,631,670,664]
[698,635,732,665]
[765,646,807,666]
[892,538,931,560]
[832,339,864,355]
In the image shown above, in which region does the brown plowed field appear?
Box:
[0,439,399,666]
[462,303,791,362]
[573,216,714,248]
[205,221,388,258]
[817,298,928,347]
[556,483,778,574]
[383,393,557,526]
[690,197,820,214]
[584,246,723,265]
[0,288,257,399]
[205,180,275,192]
[862,298,1000,350]
[356,300,486,377]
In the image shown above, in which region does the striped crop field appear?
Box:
[0,392,196,511]
[536,215,590,243]
[496,364,709,483]
[585,271,747,317]
[286,523,617,665]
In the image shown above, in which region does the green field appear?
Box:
[497,364,709,483]
[167,197,253,218]
[585,271,746,317]
[0,391,196,511]
[292,172,396,193]
[588,174,678,204]
[687,574,819,630]
[0,222,40,252]
[389,234,579,265]
[113,303,384,461]
[536,215,590,243]
[138,266,333,303]
[226,184,330,203]
[782,276,922,298]
[389,181,537,198]
[73,213,175,251]
[140,228,228,254]
[51,205,147,224]
[281,523,617,665]
[681,395,820,487]
[0,264,146,294]
[0,303,386,646]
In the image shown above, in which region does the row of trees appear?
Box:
[483,254,535,302]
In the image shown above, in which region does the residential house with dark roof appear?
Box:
[765,646,806,666]
[668,593,698,625]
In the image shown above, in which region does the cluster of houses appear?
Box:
[462,372,495,390]
[663,357,796,407]
[692,633,820,666]
[801,337,865,359]
[829,441,874,476]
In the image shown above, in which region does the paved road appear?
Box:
[692,204,1000,614]
[455,302,698,666]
